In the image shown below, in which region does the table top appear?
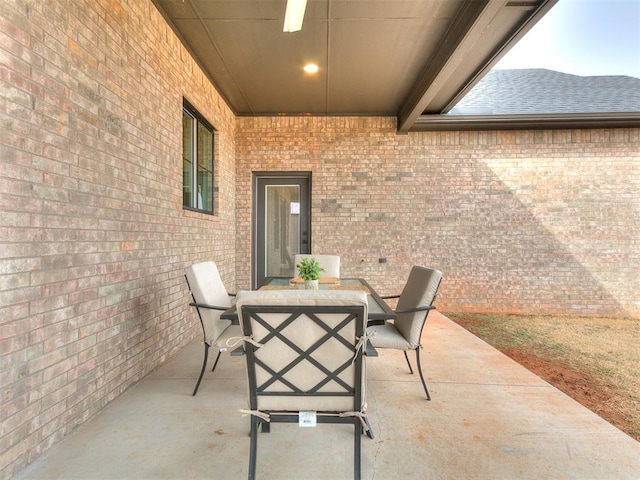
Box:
[221,277,396,323]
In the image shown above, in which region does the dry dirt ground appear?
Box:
[446,313,640,442]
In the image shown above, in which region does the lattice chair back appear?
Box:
[235,289,369,480]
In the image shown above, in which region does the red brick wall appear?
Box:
[1,0,236,476]
[236,118,640,319]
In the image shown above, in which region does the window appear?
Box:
[183,100,215,213]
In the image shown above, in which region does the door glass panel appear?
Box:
[265,185,300,278]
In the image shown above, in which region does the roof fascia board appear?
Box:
[409,112,640,132]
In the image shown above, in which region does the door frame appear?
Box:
[252,172,312,289]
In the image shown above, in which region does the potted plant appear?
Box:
[296,257,324,290]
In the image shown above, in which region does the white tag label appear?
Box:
[299,411,317,428]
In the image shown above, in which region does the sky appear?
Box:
[495,0,640,78]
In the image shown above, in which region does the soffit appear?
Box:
[153,0,555,132]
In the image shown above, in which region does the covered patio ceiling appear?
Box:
[152,0,556,132]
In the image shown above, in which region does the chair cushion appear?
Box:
[367,324,411,350]
[214,324,243,351]
[294,254,340,279]
[185,261,233,344]
[236,289,364,308]
[394,266,442,347]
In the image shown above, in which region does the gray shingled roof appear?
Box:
[449,69,640,115]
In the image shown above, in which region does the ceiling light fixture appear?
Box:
[283,0,307,32]
[303,63,319,74]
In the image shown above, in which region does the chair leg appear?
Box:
[248,417,259,480]
[192,343,210,396]
[363,415,375,439]
[210,349,222,372]
[415,347,431,401]
[403,350,414,374]
[353,418,362,480]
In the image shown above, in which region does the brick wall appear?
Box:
[3,0,640,476]
[1,0,236,477]
[236,118,640,319]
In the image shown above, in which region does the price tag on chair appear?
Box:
[299,411,317,427]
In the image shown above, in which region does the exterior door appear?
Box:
[254,173,311,289]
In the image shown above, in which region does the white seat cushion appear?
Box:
[367,323,411,350]
[185,261,233,344]
[214,324,243,351]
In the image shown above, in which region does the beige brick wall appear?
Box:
[236,118,640,319]
[3,0,640,477]
[1,0,236,476]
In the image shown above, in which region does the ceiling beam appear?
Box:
[438,0,558,114]
[396,0,501,133]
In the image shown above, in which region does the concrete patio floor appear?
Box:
[14,312,640,479]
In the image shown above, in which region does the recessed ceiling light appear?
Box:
[303,64,319,74]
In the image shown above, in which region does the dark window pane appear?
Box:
[182,110,195,208]
[183,100,215,213]
[197,123,213,211]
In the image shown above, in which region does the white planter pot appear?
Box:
[304,279,319,290]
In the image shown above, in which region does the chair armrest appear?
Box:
[381,294,400,300]
[394,305,435,315]
[189,302,229,311]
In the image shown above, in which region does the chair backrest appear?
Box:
[294,254,341,278]
[236,290,368,413]
[185,261,232,343]
[394,266,443,348]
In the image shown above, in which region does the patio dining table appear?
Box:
[220,277,395,359]
[220,277,396,324]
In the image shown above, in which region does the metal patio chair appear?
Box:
[367,265,442,400]
[235,289,370,480]
[185,261,242,396]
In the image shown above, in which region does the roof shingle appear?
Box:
[449,69,640,115]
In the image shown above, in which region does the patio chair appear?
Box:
[185,261,242,396]
[235,289,370,480]
[367,266,442,400]
[294,254,340,278]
